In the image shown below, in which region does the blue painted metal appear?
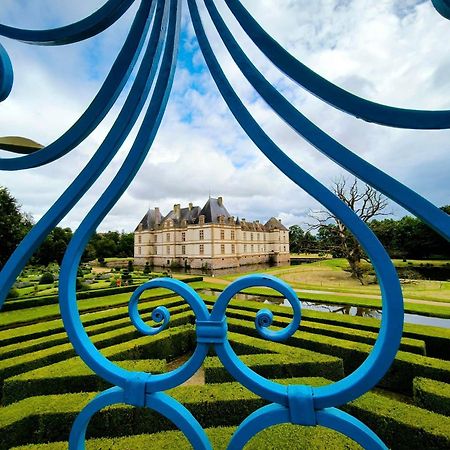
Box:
[0,43,13,101]
[432,0,450,19]
[223,0,450,130]
[0,1,449,449]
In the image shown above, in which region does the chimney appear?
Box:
[255,220,259,224]
[242,218,246,223]
[189,202,193,211]
[174,204,181,219]
[155,207,161,225]
[218,196,223,206]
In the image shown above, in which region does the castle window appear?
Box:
[138,247,141,255]
[221,244,225,254]
[155,247,158,254]
[182,245,186,255]
[199,244,204,255]
[251,244,254,252]
[138,235,142,244]
[182,232,186,242]
[167,246,170,255]
[199,230,204,240]
[231,230,235,240]
[257,233,260,240]
[284,246,286,251]
[251,233,253,241]
[166,233,170,242]
[231,244,235,253]
[244,244,247,252]
[221,230,225,240]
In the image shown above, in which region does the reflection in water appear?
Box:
[200,289,449,329]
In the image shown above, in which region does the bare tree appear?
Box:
[311,177,389,285]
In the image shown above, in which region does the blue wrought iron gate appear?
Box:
[1,1,449,448]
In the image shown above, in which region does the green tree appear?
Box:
[288,225,304,254]
[0,186,32,268]
[33,227,73,265]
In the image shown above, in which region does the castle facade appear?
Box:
[134,197,290,270]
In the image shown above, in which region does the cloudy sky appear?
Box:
[0,0,449,233]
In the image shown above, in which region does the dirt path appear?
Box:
[202,277,450,308]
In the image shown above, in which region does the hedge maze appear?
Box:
[1,282,449,449]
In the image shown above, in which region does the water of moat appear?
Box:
[199,289,449,329]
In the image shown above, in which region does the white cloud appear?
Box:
[0,0,449,237]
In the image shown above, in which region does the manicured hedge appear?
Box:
[0,312,194,385]
[2,359,165,405]
[3,276,203,312]
[2,325,195,404]
[0,301,190,359]
[204,353,342,384]
[0,288,182,329]
[2,377,449,449]
[201,296,450,360]
[222,305,426,355]
[413,377,450,416]
[226,317,450,394]
[11,425,360,450]
[0,296,188,347]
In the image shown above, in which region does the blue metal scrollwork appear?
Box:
[0,1,449,449]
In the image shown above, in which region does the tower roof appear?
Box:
[199,197,231,223]
[135,208,164,231]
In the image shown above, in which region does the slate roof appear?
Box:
[135,208,164,231]
[135,198,287,231]
[162,205,201,226]
[264,217,288,231]
[198,197,232,223]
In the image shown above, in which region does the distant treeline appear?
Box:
[290,206,450,260]
[30,229,134,266]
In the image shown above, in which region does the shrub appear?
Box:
[7,288,20,299]
[39,273,54,285]
[413,377,450,416]
[127,260,134,273]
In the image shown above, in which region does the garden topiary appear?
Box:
[39,272,55,285]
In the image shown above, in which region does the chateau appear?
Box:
[134,197,290,270]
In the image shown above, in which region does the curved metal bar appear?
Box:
[145,392,212,450]
[69,388,212,450]
[0,0,153,170]
[58,0,181,389]
[203,0,450,239]
[0,0,166,309]
[222,0,450,129]
[227,403,289,450]
[69,387,124,450]
[316,408,388,450]
[0,43,13,101]
[228,403,387,450]
[0,0,136,46]
[189,0,404,410]
[432,0,450,19]
[211,274,301,342]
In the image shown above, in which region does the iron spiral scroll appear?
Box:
[1,1,449,449]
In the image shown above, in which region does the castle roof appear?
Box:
[135,207,164,231]
[199,197,231,224]
[162,205,201,225]
[135,198,287,231]
[264,217,288,231]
